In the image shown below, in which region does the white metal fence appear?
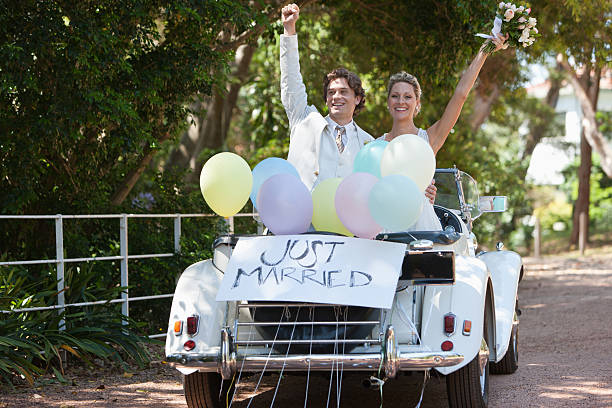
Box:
[0,213,256,338]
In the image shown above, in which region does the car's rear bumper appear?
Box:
[166,327,463,378]
[166,349,463,373]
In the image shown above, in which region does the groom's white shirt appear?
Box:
[280,34,373,191]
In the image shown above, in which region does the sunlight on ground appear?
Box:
[540,379,612,402]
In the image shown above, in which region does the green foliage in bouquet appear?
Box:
[482,2,540,54]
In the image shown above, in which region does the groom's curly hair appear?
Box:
[323,68,366,116]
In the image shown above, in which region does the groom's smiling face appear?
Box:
[325,78,361,123]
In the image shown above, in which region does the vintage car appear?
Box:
[165,167,523,408]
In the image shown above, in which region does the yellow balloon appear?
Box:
[199,152,252,217]
[311,178,353,236]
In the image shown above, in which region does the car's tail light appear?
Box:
[173,320,183,335]
[186,315,199,336]
[462,320,472,336]
[184,340,196,351]
[444,313,456,336]
[441,340,453,351]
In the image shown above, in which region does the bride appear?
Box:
[380,33,509,231]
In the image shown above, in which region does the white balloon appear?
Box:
[380,134,435,192]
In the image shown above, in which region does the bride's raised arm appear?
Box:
[426,34,508,154]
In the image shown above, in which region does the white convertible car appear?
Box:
[165,168,523,408]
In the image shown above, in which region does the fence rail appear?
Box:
[0,213,258,338]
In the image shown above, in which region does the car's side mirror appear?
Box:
[478,196,507,212]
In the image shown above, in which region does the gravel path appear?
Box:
[2,250,611,407]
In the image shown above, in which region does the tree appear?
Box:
[0,0,270,214]
[531,0,611,247]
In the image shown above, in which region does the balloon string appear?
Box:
[246,306,286,408]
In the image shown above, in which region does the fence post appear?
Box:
[229,216,234,234]
[55,215,65,330]
[120,214,129,323]
[174,215,181,254]
[533,217,541,258]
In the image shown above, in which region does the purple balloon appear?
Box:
[335,172,382,239]
[257,174,313,235]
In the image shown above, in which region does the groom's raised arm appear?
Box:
[280,3,310,132]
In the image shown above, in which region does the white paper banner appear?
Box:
[216,235,407,309]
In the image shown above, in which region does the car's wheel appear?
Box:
[491,312,519,374]
[184,372,235,408]
[446,315,490,408]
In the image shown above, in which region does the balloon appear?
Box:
[353,139,388,178]
[335,173,382,239]
[368,175,424,232]
[380,134,435,192]
[311,178,352,236]
[250,158,300,209]
[200,152,252,217]
[257,174,312,235]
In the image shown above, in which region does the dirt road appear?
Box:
[2,251,611,407]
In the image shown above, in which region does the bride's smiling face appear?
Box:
[388,82,419,121]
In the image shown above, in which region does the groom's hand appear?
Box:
[282,3,299,36]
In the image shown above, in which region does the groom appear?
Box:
[280,3,373,191]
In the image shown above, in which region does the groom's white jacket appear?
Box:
[280,34,373,191]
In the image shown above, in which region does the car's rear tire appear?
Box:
[446,312,490,408]
[491,316,519,374]
[184,372,235,408]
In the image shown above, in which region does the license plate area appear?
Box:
[400,251,455,285]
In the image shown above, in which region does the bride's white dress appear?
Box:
[378,129,442,231]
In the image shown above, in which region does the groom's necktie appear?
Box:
[335,126,346,153]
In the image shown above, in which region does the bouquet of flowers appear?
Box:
[477,2,539,54]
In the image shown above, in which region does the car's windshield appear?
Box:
[433,171,460,211]
[433,170,481,219]
[460,172,481,219]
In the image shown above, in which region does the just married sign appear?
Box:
[216,235,407,309]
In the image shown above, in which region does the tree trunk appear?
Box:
[165,44,256,186]
[110,132,172,206]
[469,48,516,132]
[570,128,592,245]
[570,67,601,246]
[559,58,612,177]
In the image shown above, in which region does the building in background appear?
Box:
[526,71,612,185]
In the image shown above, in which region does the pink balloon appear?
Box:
[334,172,382,239]
[257,174,313,235]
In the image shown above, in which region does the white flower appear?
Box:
[523,42,529,48]
[528,17,537,27]
[532,27,538,34]
[499,2,505,8]
[518,24,525,29]
[510,3,517,11]
[517,6,524,12]
[523,27,531,37]
[504,9,515,21]
[518,16,527,23]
